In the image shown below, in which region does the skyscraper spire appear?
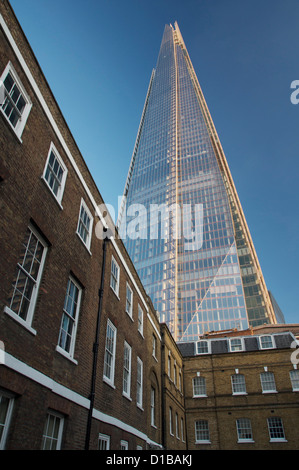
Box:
[118,23,278,342]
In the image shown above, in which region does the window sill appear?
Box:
[55,345,78,365]
[270,439,288,443]
[0,109,24,144]
[76,232,92,256]
[103,376,116,389]
[125,311,134,322]
[195,440,211,445]
[41,176,64,210]
[237,439,255,444]
[122,392,132,401]
[152,355,158,363]
[4,306,36,336]
[110,285,120,300]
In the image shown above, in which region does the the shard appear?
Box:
[118,23,278,342]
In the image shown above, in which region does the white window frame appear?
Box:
[259,335,275,350]
[103,320,117,387]
[195,420,210,444]
[193,376,207,397]
[168,355,171,378]
[120,440,128,450]
[152,334,157,360]
[125,283,133,318]
[0,61,32,141]
[231,373,247,395]
[150,387,156,427]
[0,391,14,450]
[260,371,277,393]
[123,341,132,399]
[76,198,93,252]
[56,276,82,363]
[137,357,143,409]
[175,413,179,439]
[41,411,64,450]
[181,417,185,442]
[4,224,48,335]
[229,338,244,352]
[196,340,210,355]
[179,371,182,392]
[169,407,173,436]
[236,418,254,443]
[42,142,68,207]
[267,417,287,442]
[137,304,143,336]
[290,369,299,391]
[110,255,120,297]
[98,433,110,450]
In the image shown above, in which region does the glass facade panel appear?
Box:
[118,23,278,341]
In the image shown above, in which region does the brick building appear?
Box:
[0,0,298,452]
[179,325,299,450]
[0,0,163,450]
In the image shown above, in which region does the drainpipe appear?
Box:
[85,229,111,450]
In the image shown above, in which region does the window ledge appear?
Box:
[4,306,36,336]
[238,439,255,444]
[125,311,134,322]
[103,376,116,389]
[122,392,132,402]
[40,176,63,210]
[270,439,288,443]
[110,286,120,300]
[195,440,211,445]
[0,108,24,144]
[76,232,92,256]
[55,345,78,365]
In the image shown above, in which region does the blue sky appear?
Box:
[10,0,299,324]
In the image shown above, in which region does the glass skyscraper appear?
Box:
[118,22,279,342]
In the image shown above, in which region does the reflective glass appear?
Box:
[119,24,274,341]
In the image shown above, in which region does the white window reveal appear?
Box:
[136,357,143,409]
[123,341,132,399]
[0,61,32,140]
[4,225,47,333]
[0,391,15,450]
[110,256,120,296]
[103,320,117,387]
[98,433,110,450]
[41,411,64,450]
[77,198,93,251]
[57,276,82,362]
[42,142,68,206]
[126,283,133,318]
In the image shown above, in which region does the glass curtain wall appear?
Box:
[118,23,276,341]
